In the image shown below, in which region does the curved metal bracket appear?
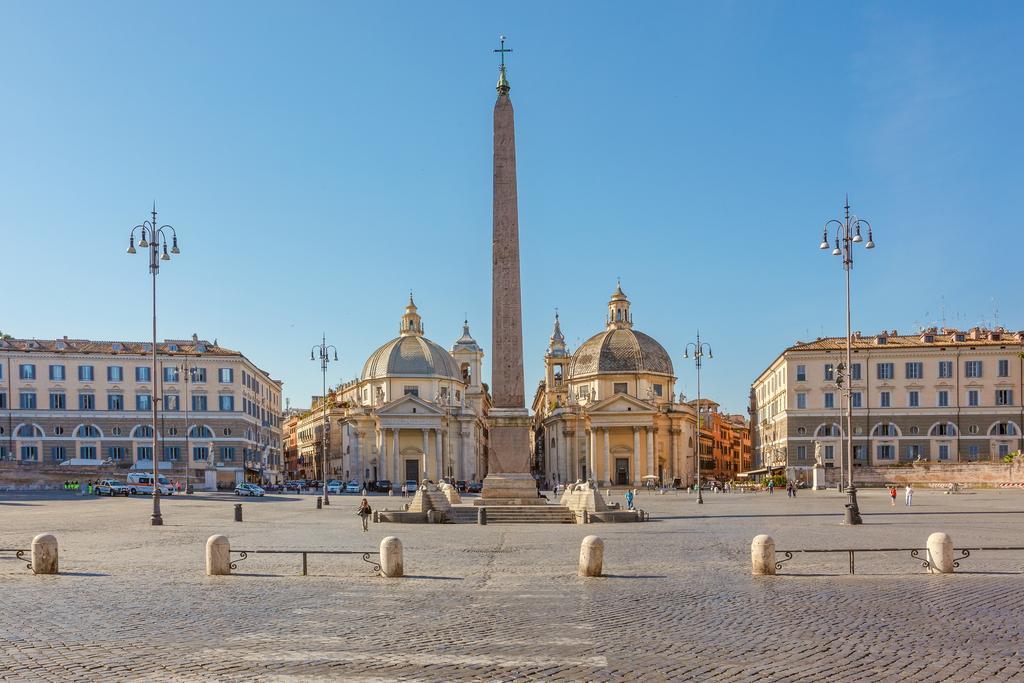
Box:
[16,550,31,572]
[952,548,970,568]
[362,552,382,574]
[775,551,795,572]
[229,550,248,571]
[910,548,931,571]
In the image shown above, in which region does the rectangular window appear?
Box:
[999,444,1010,457]
[108,366,124,382]
[795,446,806,460]
[192,395,208,412]
[938,361,953,379]
[219,395,235,411]
[79,445,97,460]
[49,364,65,381]
[0,393,6,409]
[20,392,37,409]
[78,393,95,410]
[968,445,980,460]
[877,363,894,380]
[850,392,862,408]
[905,444,921,460]
[824,445,835,461]
[220,446,236,462]
[850,363,862,381]
[965,360,983,378]
[191,367,207,383]
[162,446,180,461]
[136,366,151,382]
[78,365,94,381]
[824,392,835,409]
[823,364,835,381]
[164,395,179,411]
[49,392,66,410]
[108,394,124,410]
[613,382,628,394]
[193,446,210,461]
[853,445,866,461]
[653,384,663,397]
[164,367,179,382]
[108,446,126,461]
[998,359,1010,377]
[908,391,919,407]
[219,367,233,383]
[51,446,67,462]
[136,446,153,461]
[938,444,950,460]
[136,394,152,411]
[876,445,894,460]
[796,365,806,382]
[796,393,806,409]
[19,364,36,380]
[968,390,979,407]
[403,386,419,397]
[20,445,39,461]
[938,390,949,407]
[905,362,923,380]
[880,391,891,408]
[996,389,1014,406]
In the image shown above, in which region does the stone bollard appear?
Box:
[380,536,403,578]
[427,510,436,524]
[234,504,243,522]
[578,535,604,577]
[477,507,487,525]
[205,534,231,576]
[373,510,380,524]
[316,496,322,510]
[581,509,590,524]
[31,533,58,575]
[927,532,955,574]
[751,535,776,576]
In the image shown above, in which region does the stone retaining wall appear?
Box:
[820,459,1024,487]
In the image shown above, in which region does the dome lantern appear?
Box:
[607,280,633,330]
[400,292,424,336]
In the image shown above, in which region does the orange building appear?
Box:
[689,399,753,483]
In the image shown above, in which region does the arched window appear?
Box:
[15,424,43,438]
[929,422,957,437]
[989,421,1019,436]
[131,425,154,439]
[189,425,213,439]
[872,423,900,437]
[75,424,102,438]
[815,423,841,438]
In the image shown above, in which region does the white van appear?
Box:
[126,472,175,496]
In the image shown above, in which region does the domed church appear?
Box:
[531,284,698,487]
[326,296,490,484]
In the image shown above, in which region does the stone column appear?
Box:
[602,428,611,487]
[435,429,443,481]
[632,427,641,486]
[392,428,400,482]
[671,427,680,482]
[587,429,596,482]
[647,427,655,478]
[421,429,430,481]
[352,428,361,482]
[375,428,383,480]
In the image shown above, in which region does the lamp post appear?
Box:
[310,335,338,505]
[819,195,875,525]
[127,203,180,526]
[684,332,712,505]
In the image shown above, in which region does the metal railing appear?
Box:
[230,549,380,576]
[775,546,1024,575]
[0,548,31,572]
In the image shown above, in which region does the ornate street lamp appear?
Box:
[819,195,875,525]
[684,332,712,505]
[310,335,338,505]
[126,203,180,526]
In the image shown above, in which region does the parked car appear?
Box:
[94,479,130,496]
[234,483,265,497]
[455,480,468,493]
[326,480,343,495]
[372,480,393,493]
[403,480,418,494]
[466,481,483,493]
[345,481,361,494]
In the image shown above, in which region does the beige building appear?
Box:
[0,335,283,488]
[531,285,700,487]
[295,297,490,486]
[751,327,1024,475]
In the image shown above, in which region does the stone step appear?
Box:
[446,505,576,524]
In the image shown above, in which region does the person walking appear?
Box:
[905,484,914,507]
[624,488,635,511]
[786,482,793,498]
[889,486,897,506]
[356,498,372,532]
[767,479,775,495]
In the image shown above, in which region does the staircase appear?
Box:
[447,507,480,524]
[473,505,576,524]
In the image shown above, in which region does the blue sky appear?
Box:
[2,2,1022,414]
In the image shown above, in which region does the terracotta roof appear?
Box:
[787,328,1024,353]
[0,337,242,357]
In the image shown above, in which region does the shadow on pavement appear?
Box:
[601,574,668,579]
[402,575,463,581]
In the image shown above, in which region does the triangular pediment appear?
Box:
[588,393,657,414]
[376,393,444,416]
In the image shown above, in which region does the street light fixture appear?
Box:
[310,335,338,505]
[819,195,876,525]
[684,332,712,505]
[127,202,180,526]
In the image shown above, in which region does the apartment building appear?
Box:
[0,335,283,488]
[751,327,1024,474]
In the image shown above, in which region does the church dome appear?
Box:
[567,284,674,378]
[360,296,462,381]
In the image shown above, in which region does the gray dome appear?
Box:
[361,335,461,381]
[569,328,673,377]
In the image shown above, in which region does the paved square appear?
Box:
[2,488,1023,681]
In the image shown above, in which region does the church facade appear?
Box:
[531,285,703,487]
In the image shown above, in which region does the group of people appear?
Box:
[889,484,914,506]
[63,480,89,493]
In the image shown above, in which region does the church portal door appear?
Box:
[615,458,630,486]
[405,459,419,484]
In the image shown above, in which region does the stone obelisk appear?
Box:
[481,38,541,504]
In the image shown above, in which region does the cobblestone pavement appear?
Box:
[2,488,1024,681]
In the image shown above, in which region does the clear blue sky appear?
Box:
[3,2,1022,414]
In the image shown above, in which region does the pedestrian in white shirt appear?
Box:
[905,484,914,507]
